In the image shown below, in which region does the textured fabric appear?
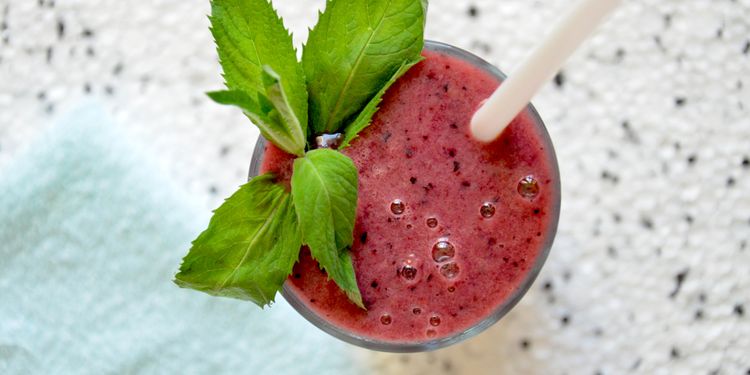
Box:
[0,104,361,374]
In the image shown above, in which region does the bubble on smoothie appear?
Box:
[447,286,456,293]
[430,315,441,326]
[480,202,496,218]
[390,199,406,215]
[518,175,540,198]
[440,262,460,279]
[380,313,392,325]
[426,217,438,228]
[413,307,422,315]
[432,240,455,262]
[399,264,418,280]
[426,329,437,338]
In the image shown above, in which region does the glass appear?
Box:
[248,40,561,352]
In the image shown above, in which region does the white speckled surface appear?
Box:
[1,0,749,374]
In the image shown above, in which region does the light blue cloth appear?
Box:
[0,103,363,374]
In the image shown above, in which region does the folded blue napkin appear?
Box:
[0,103,363,374]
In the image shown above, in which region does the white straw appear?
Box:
[470,0,623,142]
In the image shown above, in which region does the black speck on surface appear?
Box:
[209,186,218,195]
[640,216,654,230]
[653,35,666,52]
[83,83,91,94]
[630,358,642,371]
[86,46,95,57]
[562,270,571,282]
[670,347,680,359]
[56,19,65,39]
[45,46,53,63]
[293,273,301,279]
[442,359,453,373]
[370,280,378,288]
[669,269,689,298]
[542,280,553,291]
[675,97,686,107]
[742,156,749,168]
[561,315,570,326]
[601,170,619,184]
[219,145,230,156]
[615,47,626,62]
[734,304,745,317]
[104,85,114,96]
[410,177,417,184]
[687,154,697,165]
[468,5,478,17]
[360,231,367,244]
[112,62,124,75]
[727,177,736,187]
[685,215,694,225]
[621,121,640,144]
[553,71,565,88]
[743,40,750,55]
[694,309,704,320]
[82,28,94,38]
[662,13,672,28]
[520,338,530,350]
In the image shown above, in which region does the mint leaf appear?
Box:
[291,149,364,308]
[302,0,426,135]
[208,66,306,156]
[340,58,423,149]
[174,174,301,307]
[210,0,307,146]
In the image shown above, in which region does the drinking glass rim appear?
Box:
[248,40,561,353]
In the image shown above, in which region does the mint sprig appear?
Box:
[303,0,426,135]
[208,66,306,156]
[175,0,426,308]
[175,174,301,307]
[291,149,363,308]
[210,0,307,155]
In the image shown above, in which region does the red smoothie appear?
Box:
[259,44,559,347]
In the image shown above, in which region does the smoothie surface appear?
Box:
[260,49,557,343]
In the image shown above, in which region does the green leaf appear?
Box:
[210,0,307,142]
[302,0,426,135]
[340,57,423,149]
[174,174,301,307]
[208,66,306,156]
[291,149,364,308]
